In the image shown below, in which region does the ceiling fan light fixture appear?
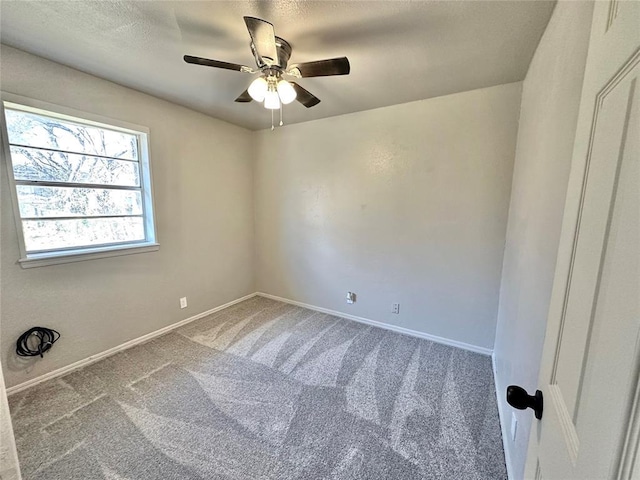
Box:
[277,79,297,104]
[264,89,281,109]
[248,76,268,102]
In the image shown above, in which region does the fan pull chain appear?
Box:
[279,107,283,126]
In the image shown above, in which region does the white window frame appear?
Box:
[1,93,159,268]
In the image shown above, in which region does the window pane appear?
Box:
[17,185,143,218]
[5,108,138,160]
[11,146,140,186]
[23,217,145,252]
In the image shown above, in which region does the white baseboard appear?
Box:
[256,292,493,356]
[493,352,515,480]
[7,291,493,396]
[6,292,257,396]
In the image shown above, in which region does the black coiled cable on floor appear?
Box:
[16,327,60,358]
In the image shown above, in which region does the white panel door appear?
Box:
[525,1,640,479]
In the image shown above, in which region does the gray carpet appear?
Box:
[9,296,507,479]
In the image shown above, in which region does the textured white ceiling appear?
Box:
[0,1,554,130]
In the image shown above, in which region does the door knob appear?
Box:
[507,385,543,420]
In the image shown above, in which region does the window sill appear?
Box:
[18,242,160,268]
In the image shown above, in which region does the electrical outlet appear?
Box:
[180,297,188,309]
[392,303,400,314]
[511,413,518,441]
[346,292,356,304]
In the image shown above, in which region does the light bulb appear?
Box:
[277,79,297,104]
[264,90,281,110]
[248,77,268,102]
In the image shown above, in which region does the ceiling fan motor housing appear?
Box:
[252,36,292,70]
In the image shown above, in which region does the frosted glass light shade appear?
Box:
[248,77,268,102]
[277,80,297,104]
[264,90,281,109]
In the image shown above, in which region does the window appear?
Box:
[1,95,158,267]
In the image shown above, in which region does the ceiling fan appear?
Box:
[184,16,350,113]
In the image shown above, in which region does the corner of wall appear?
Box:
[249,129,259,294]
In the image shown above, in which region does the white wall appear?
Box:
[254,83,521,351]
[0,46,255,388]
[493,2,594,478]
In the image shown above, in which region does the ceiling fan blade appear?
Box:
[184,55,251,72]
[289,57,350,78]
[291,82,321,108]
[243,16,279,67]
[234,89,253,103]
